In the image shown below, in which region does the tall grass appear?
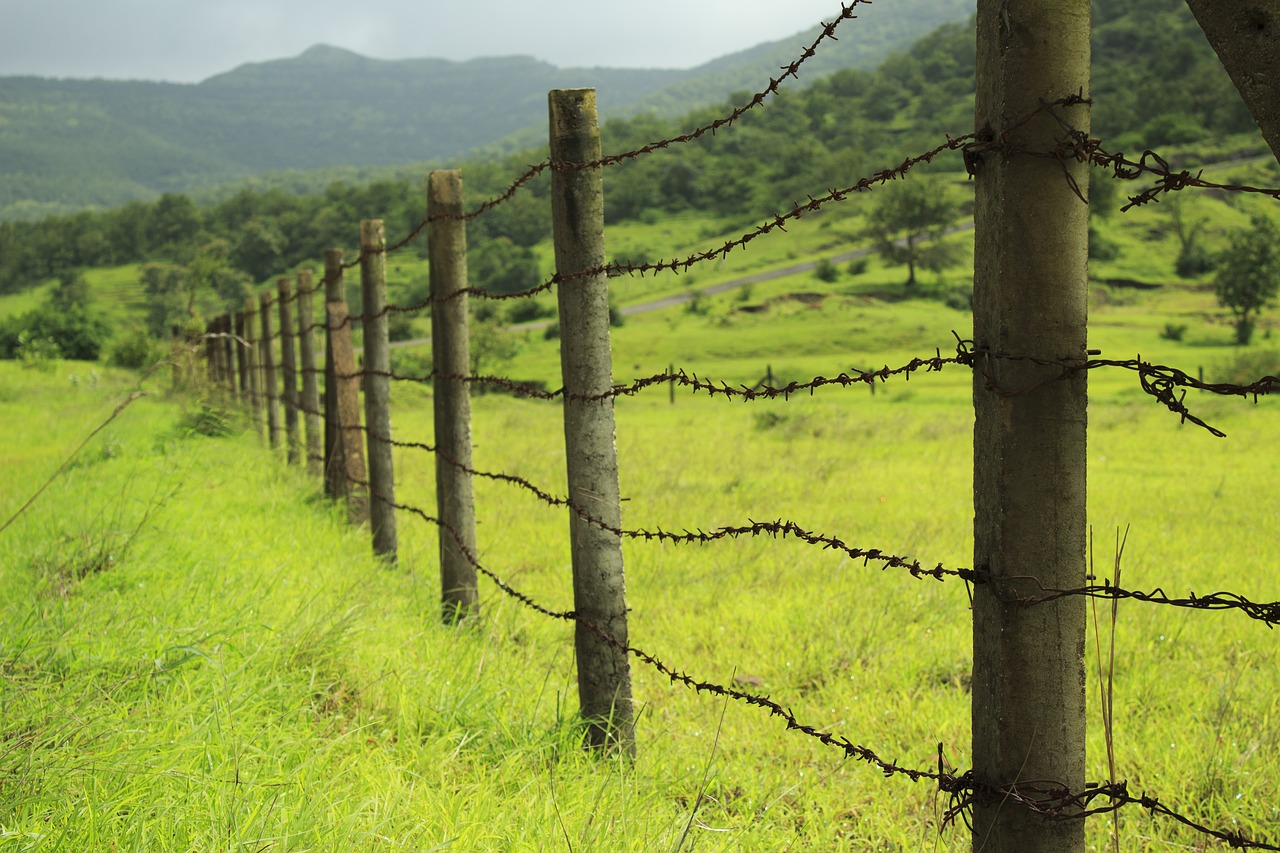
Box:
[2,240,1278,849]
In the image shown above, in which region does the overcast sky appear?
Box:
[0,0,850,83]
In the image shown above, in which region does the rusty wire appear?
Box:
[313,0,872,277]
[330,460,1280,849]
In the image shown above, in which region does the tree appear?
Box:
[231,218,285,282]
[1215,214,1280,345]
[145,193,202,256]
[864,180,962,289]
[469,237,541,295]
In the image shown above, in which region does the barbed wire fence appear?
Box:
[186,2,1280,848]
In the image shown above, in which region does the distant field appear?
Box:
[1,238,1277,849]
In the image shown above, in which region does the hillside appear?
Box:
[1,0,1266,301]
[0,0,975,221]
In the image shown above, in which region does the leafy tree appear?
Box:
[49,269,91,311]
[1164,196,1215,278]
[1215,215,1280,345]
[0,268,113,360]
[146,193,202,256]
[864,181,962,289]
[469,238,541,295]
[231,218,286,282]
[140,262,190,337]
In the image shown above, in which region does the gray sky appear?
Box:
[0,0,849,83]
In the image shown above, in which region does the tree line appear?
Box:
[0,0,1273,354]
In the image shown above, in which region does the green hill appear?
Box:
[0,0,976,221]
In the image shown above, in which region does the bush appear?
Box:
[847,257,870,276]
[814,259,840,282]
[178,402,245,437]
[1175,241,1215,278]
[507,300,553,324]
[1159,323,1188,342]
[1212,349,1280,385]
[1088,225,1120,261]
[0,304,111,361]
[108,327,168,371]
[388,346,432,378]
[543,322,560,341]
[387,312,417,342]
[609,303,625,328]
[942,287,973,313]
[17,331,61,372]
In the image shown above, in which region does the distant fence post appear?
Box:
[360,220,397,561]
[324,250,370,523]
[278,277,302,465]
[549,87,635,756]
[971,2,1090,851]
[234,311,249,403]
[260,291,282,451]
[203,318,217,385]
[297,269,323,477]
[428,169,480,622]
[221,314,236,396]
[243,298,263,441]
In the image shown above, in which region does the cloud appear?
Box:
[0,0,840,82]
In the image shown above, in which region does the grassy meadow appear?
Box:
[3,158,1280,849]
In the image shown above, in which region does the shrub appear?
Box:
[942,287,973,313]
[387,313,417,342]
[1088,225,1120,261]
[814,259,840,282]
[1212,349,1280,386]
[108,327,168,371]
[1159,323,1188,342]
[17,331,61,372]
[178,402,245,437]
[846,257,870,276]
[1175,241,1215,278]
[388,346,432,378]
[507,300,553,324]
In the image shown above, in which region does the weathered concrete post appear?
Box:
[360,220,397,561]
[324,250,370,524]
[220,314,235,396]
[297,269,324,477]
[971,2,1090,851]
[428,170,480,622]
[243,298,263,441]
[278,278,301,465]
[549,88,634,755]
[234,311,249,403]
[260,292,282,451]
[1184,1,1280,164]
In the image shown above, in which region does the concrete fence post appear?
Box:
[549,87,634,756]
[260,291,282,451]
[428,169,480,622]
[234,311,249,403]
[297,269,324,478]
[203,318,217,385]
[324,250,370,524]
[971,2,1090,850]
[243,298,263,441]
[361,220,397,561]
[220,314,235,396]
[278,278,301,465]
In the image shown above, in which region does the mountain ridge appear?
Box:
[0,0,975,220]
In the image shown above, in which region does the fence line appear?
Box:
[180,10,1280,846]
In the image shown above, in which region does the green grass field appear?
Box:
[3,154,1280,849]
[2,216,1278,853]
